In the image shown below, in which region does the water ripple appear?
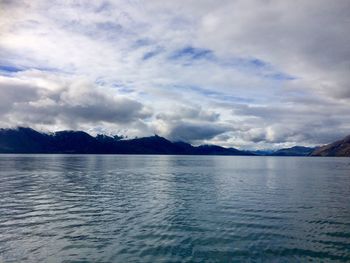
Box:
[0,155,350,262]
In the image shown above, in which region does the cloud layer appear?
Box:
[1,0,349,149]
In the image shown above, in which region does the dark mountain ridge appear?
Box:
[0,127,255,155]
[311,135,350,157]
[2,127,348,156]
[271,146,315,156]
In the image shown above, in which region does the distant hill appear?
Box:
[271,146,315,156]
[311,135,350,157]
[250,150,275,156]
[0,127,255,155]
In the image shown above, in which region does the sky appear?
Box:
[0,0,350,149]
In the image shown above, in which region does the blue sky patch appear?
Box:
[169,46,214,61]
[133,38,152,48]
[175,85,254,103]
[0,65,23,73]
[142,47,163,60]
[249,58,267,68]
[266,72,296,81]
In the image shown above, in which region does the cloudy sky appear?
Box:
[1,0,350,149]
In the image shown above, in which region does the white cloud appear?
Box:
[0,71,152,136]
[0,0,349,149]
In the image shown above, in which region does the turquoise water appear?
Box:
[0,155,350,262]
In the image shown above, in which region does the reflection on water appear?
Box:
[0,155,350,262]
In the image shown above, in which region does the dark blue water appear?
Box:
[0,155,350,262]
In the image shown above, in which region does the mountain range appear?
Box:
[0,127,254,155]
[0,127,349,156]
[310,135,350,157]
[271,146,315,156]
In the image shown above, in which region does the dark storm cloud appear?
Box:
[167,122,229,142]
[0,80,39,113]
[153,105,230,143]
[156,105,220,122]
[0,73,152,129]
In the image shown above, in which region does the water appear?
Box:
[0,155,350,262]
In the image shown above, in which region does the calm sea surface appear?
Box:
[0,155,350,262]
